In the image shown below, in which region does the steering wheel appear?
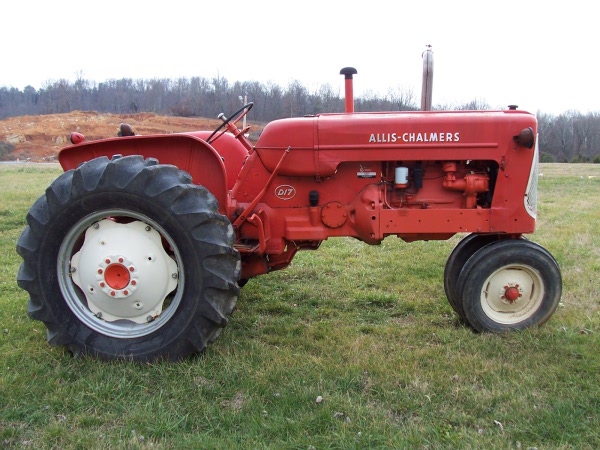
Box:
[206,102,254,144]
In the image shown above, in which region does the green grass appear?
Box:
[1,163,599,449]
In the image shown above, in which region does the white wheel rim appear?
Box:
[70,219,178,323]
[58,209,184,339]
[480,264,545,324]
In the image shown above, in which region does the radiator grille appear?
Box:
[524,136,539,219]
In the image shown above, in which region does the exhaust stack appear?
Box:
[340,67,358,112]
[421,45,434,111]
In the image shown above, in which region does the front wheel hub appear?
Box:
[502,284,522,303]
[70,219,178,323]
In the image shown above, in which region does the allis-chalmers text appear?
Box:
[368,132,461,143]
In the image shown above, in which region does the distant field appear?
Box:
[538,162,600,177]
[0,163,599,449]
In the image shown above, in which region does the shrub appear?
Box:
[540,152,556,163]
[570,154,591,163]
[0,141,16,159]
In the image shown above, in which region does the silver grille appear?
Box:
[524,135,539,219]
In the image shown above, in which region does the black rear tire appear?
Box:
[17,155,240,361]
[457,239,561,332]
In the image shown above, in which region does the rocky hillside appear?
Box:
[0,111,233,162]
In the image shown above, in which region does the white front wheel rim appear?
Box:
[480,264,545,324]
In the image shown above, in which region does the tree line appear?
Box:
[1,76,599,163]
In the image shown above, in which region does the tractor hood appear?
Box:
[255,109,537,177]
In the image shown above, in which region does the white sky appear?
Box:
[2,0,597,115]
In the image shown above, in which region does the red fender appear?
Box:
[58,133,246,215]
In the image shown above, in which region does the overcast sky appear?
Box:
[2,0,597,115]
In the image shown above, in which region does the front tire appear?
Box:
[457,240,561,332]
[17,155,240,361]
[444,234,501,319]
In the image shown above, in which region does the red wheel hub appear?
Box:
[103,263,130,290]
[504,286,520,303]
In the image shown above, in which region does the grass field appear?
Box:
[1,163,599,449]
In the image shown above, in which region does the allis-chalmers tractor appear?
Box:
[17,62,562,361]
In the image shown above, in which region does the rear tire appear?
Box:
[17,155,240,361]
[457,240,561,332]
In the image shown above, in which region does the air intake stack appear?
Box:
[340,67,358,113]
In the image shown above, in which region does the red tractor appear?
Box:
[17,65,562,361]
